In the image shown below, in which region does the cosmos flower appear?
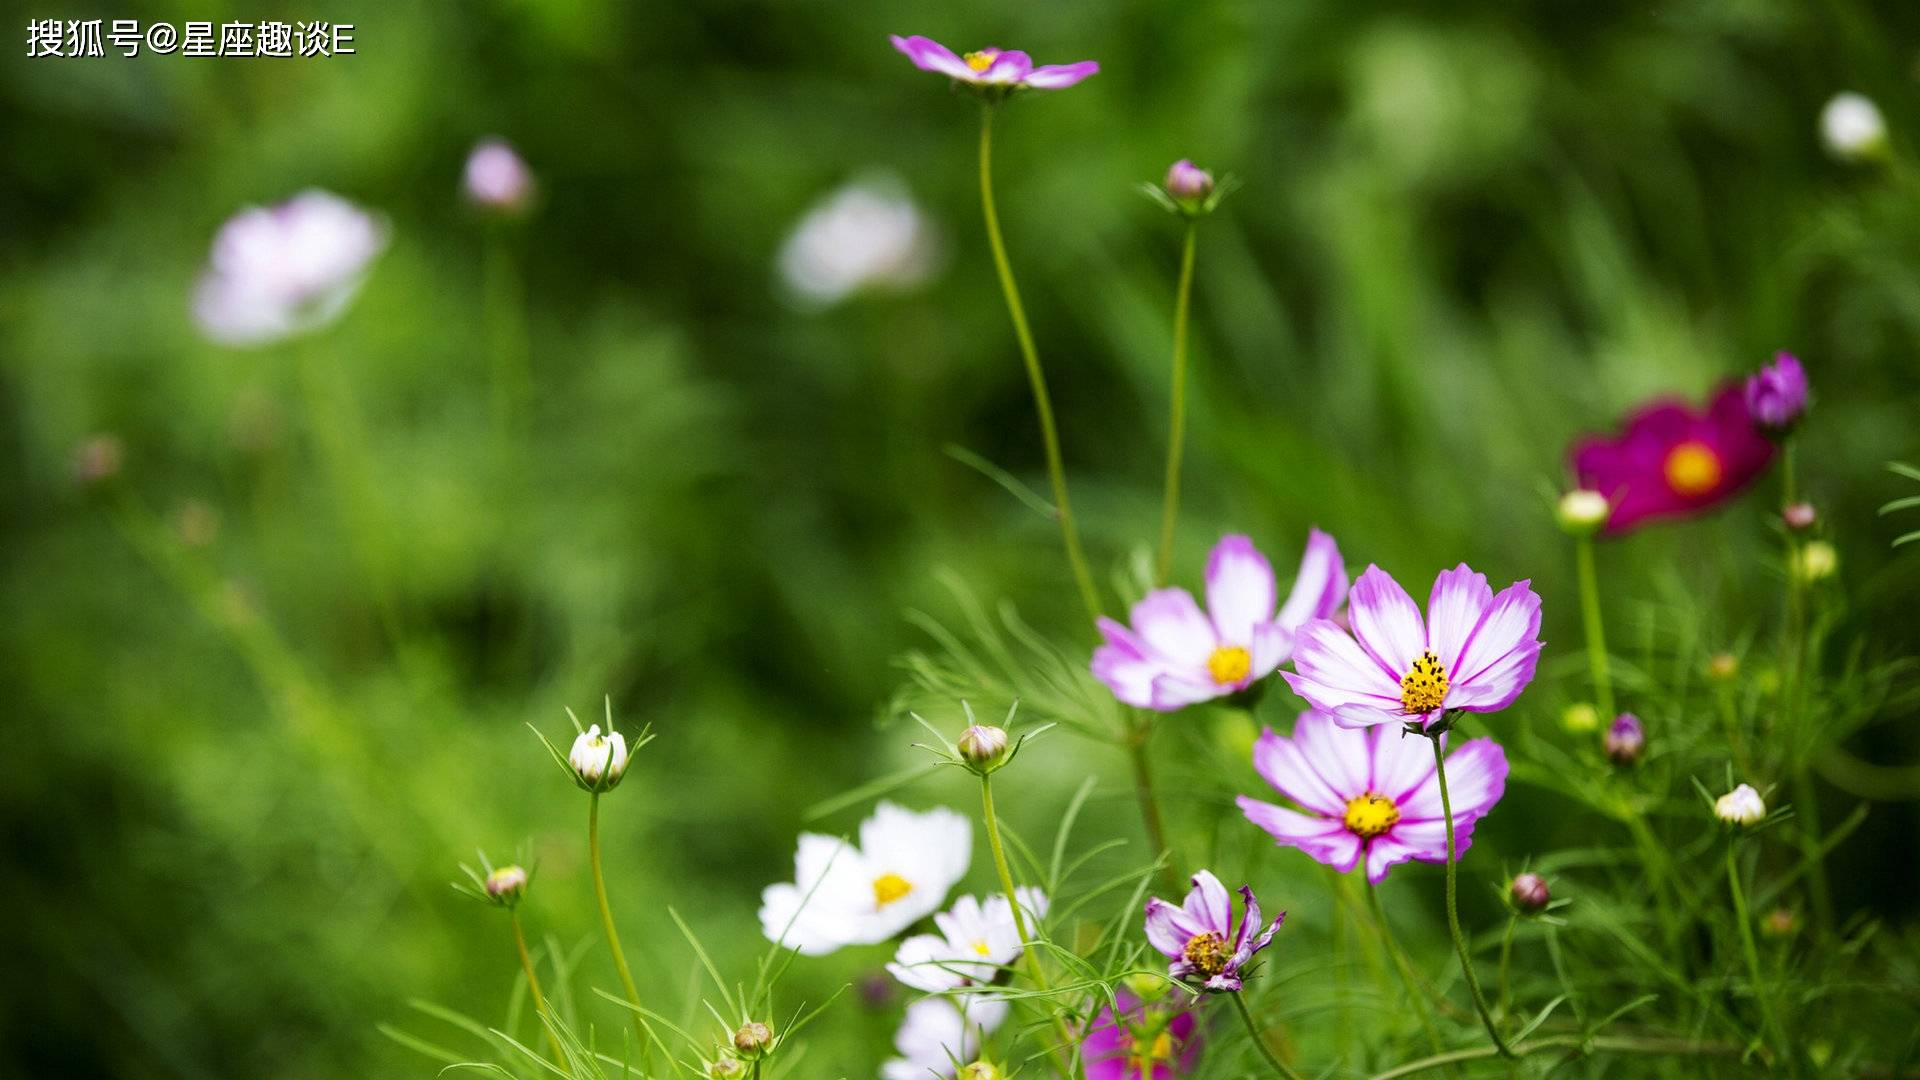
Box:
[1093,531,1346,711]
[568,724,629,790]
[463,137,536,214]
[1237,711,1509,884]
[759,802,971,955]
[1715,783,1766,826]
[881,996,1008,1080]
[889,35,1098,94]
[1282,563,1541,731]
[1569,384,1775,535]
[1744,352,1809,435]
[1081,990,1201,1080]
[1142,871,1283,993]
[1820,92,1888,164]
[778,175,939,307]
[193,189,387,347]
[888,888,1049,992]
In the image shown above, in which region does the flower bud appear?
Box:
[1715,783,1766,826]
[1122,972,1171,1002]
[464,138,535,214]
[1604,713,1645,766]
[1706,653,1739,682]
[484,865,529,906]
[1782,502,1816,532]
[1744,351,1809,436]
[1509,872,1551,914]
[568,724,629,790]
[1761,907,1799,939]
[1560,703,1600,734]
[1792,541,1837,583]
[958,1063,1004,1080]
[1820,92,1888,164]
[1164,159,1215,201]
[1555,489,1610,536]
[706,1056,746,1079]
[957,723,1009,768]
[732,1021,775,1058]
[72,434,124,486]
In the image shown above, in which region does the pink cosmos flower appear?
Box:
[1237,712,1509,883]
[1282,564,1541,731]
[1143,870,1283,993]
[1081,990,1201,1080]
[1092,531,1345,712]
[890,35,1099,93]
[1569,384,1775,535]
[1744,351,1809,435]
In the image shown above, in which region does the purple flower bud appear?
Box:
[1509,872,1551,913]
[1164,159,1215,200]
[1604,713,1644,766]
[1744,351,1809,435]
[464,138,535,214]
[957,723,1009,766]
[1782,502,1817,532]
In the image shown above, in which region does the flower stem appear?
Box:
[588,792,647,1052]
[1726,839,1789,1069]
[979,773,1078,1075]
[1429,734,1512,1057]
[1778,441,1833,933]
[1124,717,1176,890]
[1573,535,1615,719]
[1366,885,1450,1057]
[977,104,1101,623]
[1229,990,1304,1080]
[511,912,564,1066]
[1154,223,1198,586]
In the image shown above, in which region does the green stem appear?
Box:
[512,912,564,1066]
[1367,885,1451,1057]
[1125,718,1176,890]
[589,793,647,1052]
[979,773,1078,1075]
[1154,223,1198,585]
[1366,1034,1740,1080]
[1727,840,1789,1070]
[1229,990,1305,1080]
[1497,913,1517,1019]
[1574,536,1615,719]
[977,104,1101,623]
[1430,733,1513,1057]
[1779,442,1834,932]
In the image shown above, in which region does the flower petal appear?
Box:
[1250,722,1346,816]
[1205,534,1277,646]
[1183,869,1232,935]
[1150,668,1226,711]
[1144,897,1202,958]
[1283,619,1404,715]
[1292,710,1370,801]
[1425,564,1491,677]
[1237,797,1363,873]
[1276,528,1347,629]
[1448,580,1542,712]
[981,49,1032,84]
[1367,723,1435,805]
[1398,738,1508,824]
[1349,565,1427,677]
[888,35,976,81]
[1023,60,1099,89]
[1131,587,1219,666]
[1091,617,1172,708]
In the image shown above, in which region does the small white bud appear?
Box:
[957,724,1010,767]
[1792,540,1837,583]
[1556,489,1610,536]
[569,724,629,790]
[484,865,529,905]
[1820,92,1888,164]
[1715,783,1766,826]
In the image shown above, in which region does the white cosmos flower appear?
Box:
[194,189,387,347]
[777,175,939,308]
[1715,783,1767,826]
[879,996,1007,1080]
[568,724,629,788]
[1820,92,1887,164]
[887,888,1049,992]
[759,801,971,955]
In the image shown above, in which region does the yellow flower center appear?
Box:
[1399,649,1449,714]
[872,873,913,907]
[1207,645,1252,685]
[972,939,992,956]
[963,49,998,73]
[1125,1030,1177,1069]
[1343,793,1400,838]
[1181,930,1230,976]
[1663,440,1723,497]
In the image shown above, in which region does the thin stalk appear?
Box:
[1496,913,1517,1019]
[1367,884,1451,1057]
[1430,734,1513,1057]
[1574,536,1615,719]
[511,912,564,1066]
[1125,718,1176,890]
[977,104,1101,622]
[589,793,647,1052]
[979,773,1078,1074]
[1779,442,1833,931]
[1229,990,1305,1080]
[1154,223,1198,585]
[1366,1034,1740,1080]
[1726,840,1789,1070]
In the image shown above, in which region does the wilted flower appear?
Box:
[1239,712,1509,883]
[484,865,530,906]
[1556,489,1610,536]
[1782,502,1817,532]
[1820,92,1888,164]
[463,137,536,214]
[194,190,386,347]
[568,724,629,790]
[1570,384,1775,535]
[778,176,938,307]
[889,35,1098,97]
[1081,989,1201,1080]
[1604,713,1645,766]
[1283,563,1542,730]
[1561,703,1601,733]
[1143,870,1283,992]
[881,997,1008,1080]
[1745,352,1809,435]
[71,433,124,486]
[759,802,970,955]
[1093,531,1346,711]
[731,1021,775,1058]
[956,724,1009,768]
[888,888,1048,991]
[1793,540,1838,583]
[1509,871,1551,913]
[1715,783,1767,826]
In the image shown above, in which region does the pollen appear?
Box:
[1663,440,1723,497]
[872,873,913,908]
[1399,649,1449,714]
[1181,930,1229,976]
[1207,645,1253,685]
[963,49,998,73]
[1343,793,1400,838]
[972,940,992,956]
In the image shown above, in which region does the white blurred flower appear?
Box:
[777,176,938,307]
[569,724,629,789]
[880,997,1007,1080]
[759,801,970,955]
[1820,92,1887,164]
[193,189,387,347]
[887,888,1048,992]
[464,137,535,214]
[1715,783,1766,826]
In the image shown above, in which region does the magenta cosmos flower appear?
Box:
[1569,384,1775,535]
[1082,990,1200,1080]
[1744,351,1809,435]
[1143,870,1283,993]
[890,36,1098,93]
[1093,531,1345,711]
[1283,564,1540,731]
[1237,711,1509,883]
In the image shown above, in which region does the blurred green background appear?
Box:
[5,1,1920,1077]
